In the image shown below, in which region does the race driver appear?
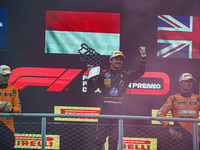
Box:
[87,47,146,150]
[157,73,200,150]
[0,65,21,150]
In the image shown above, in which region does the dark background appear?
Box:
[0,0,200,125]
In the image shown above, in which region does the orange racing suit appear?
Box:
[157,92,200,136]
[0,83,21,133]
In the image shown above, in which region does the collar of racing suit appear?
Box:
[0,83,8,89]
[179,91,192,98]
[110,68,121,72]
[110,68,126,73]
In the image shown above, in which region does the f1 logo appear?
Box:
[8,67,82,91]
[8,67,170,95]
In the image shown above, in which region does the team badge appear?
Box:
[5,93,12,96]
[104,72,111,78]
[178,102,186,105]
[104,78,111,85]
[110,87,118,96]
[119,80,124,86]
[190,102,196,105]
[120,73,123,78]
[13,89,16,94]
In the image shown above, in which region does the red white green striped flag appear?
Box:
[45,10,120,55]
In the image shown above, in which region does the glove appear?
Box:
[5,106,13,113]
[139,46,146,57]
[0,102,8,112]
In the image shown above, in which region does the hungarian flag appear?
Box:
[45,11,120,55]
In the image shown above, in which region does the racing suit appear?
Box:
[157,92,200,149]
[0,83,21,150]
[87,56,146,150]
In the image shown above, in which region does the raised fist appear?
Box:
[139,46,146,56]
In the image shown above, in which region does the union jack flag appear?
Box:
[157,15,200,59]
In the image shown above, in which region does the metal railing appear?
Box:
[0,113,200,150]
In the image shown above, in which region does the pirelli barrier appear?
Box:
[0,113,199,150]
[14,133,60,149]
